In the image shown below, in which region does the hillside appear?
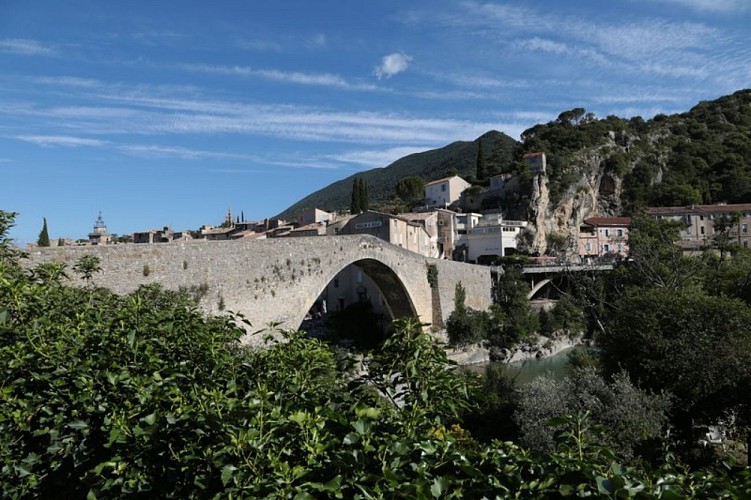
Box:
[276,130,519,220]
[518,89,751,254]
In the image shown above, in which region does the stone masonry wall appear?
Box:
[26,235,493,346]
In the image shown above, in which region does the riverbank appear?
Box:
[447,332,583,366]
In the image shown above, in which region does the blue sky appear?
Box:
[2,0,750,244]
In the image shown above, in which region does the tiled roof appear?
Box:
[425,175,466,186]
[400,212,436,221]
[583,216,632,226]
[647,203,751,215]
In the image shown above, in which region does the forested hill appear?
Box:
[276,130,518,220]
[512,89,751,254]
[278,89,751,231]
[520,89,751,212]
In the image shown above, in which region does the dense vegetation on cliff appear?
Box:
[518,89,751,211]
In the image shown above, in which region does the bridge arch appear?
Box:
[295,257,418,332]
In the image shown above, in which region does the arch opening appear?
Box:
[299,258,417,350]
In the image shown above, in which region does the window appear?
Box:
[700,226,705,235]
[604,229,610,237]
[603,244,610,253]
[441,184,446,192]
[616,229,623,237]
[744,224,749,234]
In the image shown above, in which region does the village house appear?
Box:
[465,213,527,263]
[286,222,328,237]
[647,203,751,250]
[424,175,471,208]
[133,227,175,244]
[297,208,332,227]
[524,152,547,175]
[338,210,436,257]
[577,216,631,259]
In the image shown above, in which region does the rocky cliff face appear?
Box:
[522,134,633,256]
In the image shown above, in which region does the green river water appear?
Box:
[466,346,582,385]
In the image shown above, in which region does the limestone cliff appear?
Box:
[521,134,633,256]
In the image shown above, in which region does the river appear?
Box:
[464,346,582,385]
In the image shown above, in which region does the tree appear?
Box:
[395,176,425,204]
[475,140,486,180]
[350,178,362,214]
[37,218,50,247]
[601,287,751,428]
[360,178,369,212]
[514,368,671,461]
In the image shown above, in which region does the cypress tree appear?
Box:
[476,140,486,181]
[37,218,50,247]
[360,178,369,212]
[350,178,362,214]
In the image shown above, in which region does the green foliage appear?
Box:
[72,255,101,284]
[446,282,486,346]
[349,178,369,214]
[539,294,585,336]
[425,263,438,288]
[394,175,425,203]
[514,369,672,461]
[601,287,751,420]
[37,217,50,247]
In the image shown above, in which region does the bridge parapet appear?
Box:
[26,235,492,345]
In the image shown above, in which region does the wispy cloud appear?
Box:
[374,52,413,79]
[0,38,56,56]
[650,0,750,12]
[15,135,107,147]
[119,144,251,160]
[180,63,378,90]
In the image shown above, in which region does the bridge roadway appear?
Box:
[27,235,493,346]
[516,263,615,299]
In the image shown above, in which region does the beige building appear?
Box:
[578,216,631,258]
[524,152,547,175]
[133,227,174,244]
[647,203,751,249]
[339,210,435,257]
[297,208,332,227]
[466,214,527,263]
[424,175,471,208]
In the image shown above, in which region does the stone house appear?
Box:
[424,175,471,208]
[577,216,631,258]
[647,203,751,250]
[338,210,435,257]
[466,214,527,263]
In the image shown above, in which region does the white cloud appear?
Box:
[517,37,569,55]
[119,144,250,160]
[15,135,106,147]
[0,38,55,56]
[181,64,377,91]
[651,0,750,12]
[374,52,413,79]
[309,34,327,47]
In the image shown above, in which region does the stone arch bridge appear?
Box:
[27,235,493,345]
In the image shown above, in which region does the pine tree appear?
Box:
[37,218,50,247]
[350,178,362,214]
